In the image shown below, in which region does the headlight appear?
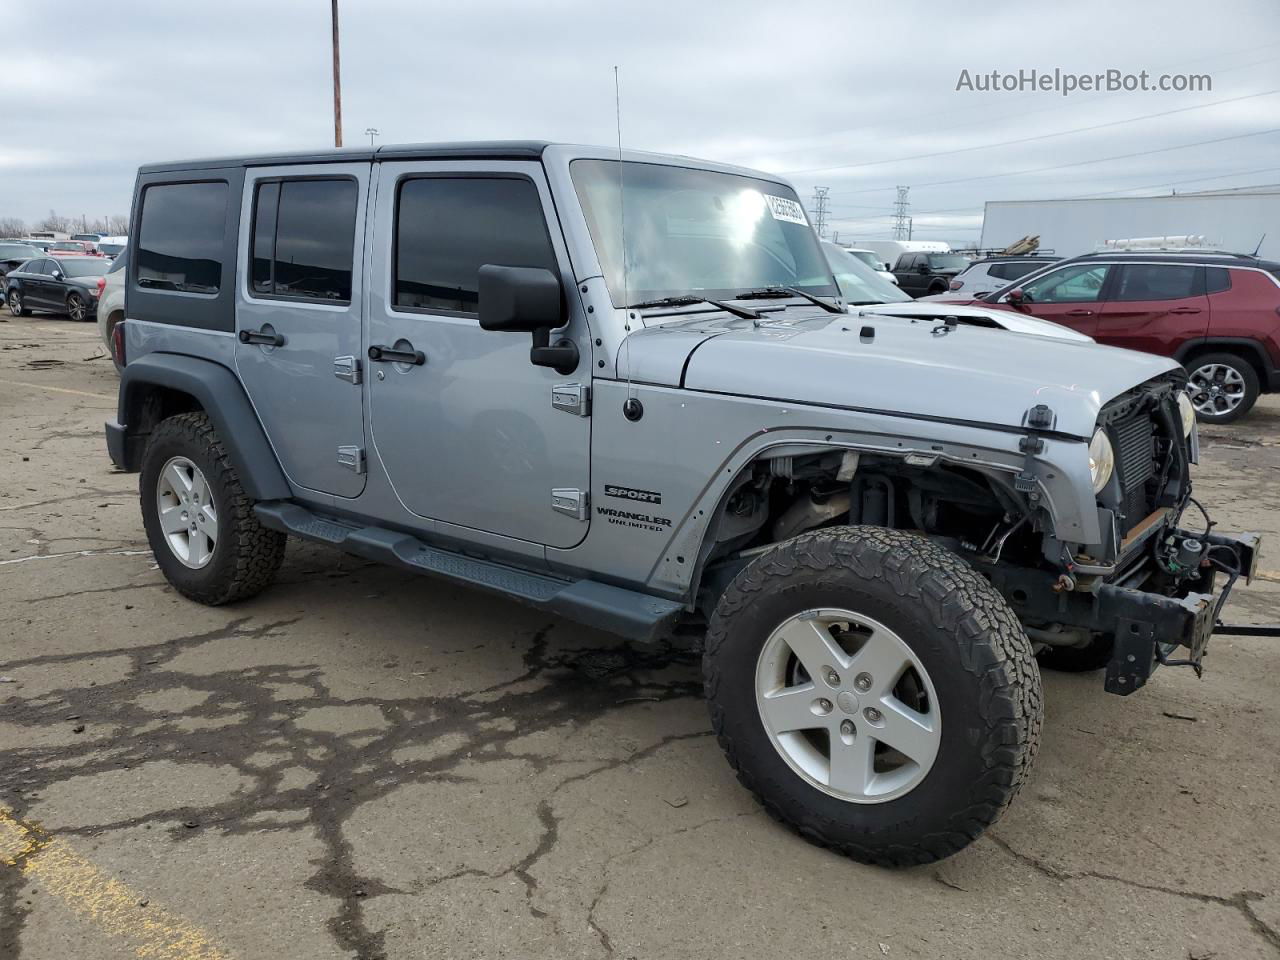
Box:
[1089,428,1115,494]
[1176,391,1196,436]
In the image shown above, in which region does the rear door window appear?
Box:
[136,181,228,294]
[249,178,358,302]
[1112,263,1200,301]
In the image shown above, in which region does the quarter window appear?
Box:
[1112,263,1199,302]
[250,178,357,303]
[1019,263,1110,303]
[394,177,556,315]
[1205,267,1232,294]
[136,181,227,294]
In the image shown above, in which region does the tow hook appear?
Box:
[1052,573,1075,593]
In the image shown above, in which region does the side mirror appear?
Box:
[478,264,578,374]
[1006,288,1025,305]
[51,270,63,280]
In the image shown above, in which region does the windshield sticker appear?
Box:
[763,195,808,226]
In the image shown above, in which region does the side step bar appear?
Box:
[254,501,685,643]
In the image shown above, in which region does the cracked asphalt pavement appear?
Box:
[2,316,1278,959]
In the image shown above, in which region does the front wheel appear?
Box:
[704,527,1042,866]
[140,412,286,605]
[8,289,31,316]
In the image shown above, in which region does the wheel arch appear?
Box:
[1175,338,1271,387]
[112,353,291,501]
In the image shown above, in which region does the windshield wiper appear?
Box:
[732,286,844,314]
[627,295,761,321]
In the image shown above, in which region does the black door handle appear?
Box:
[368,344,425,365]
[239,328,286,347]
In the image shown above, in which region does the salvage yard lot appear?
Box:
[1,315,1278,960]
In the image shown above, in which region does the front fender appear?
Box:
[107,352,290,501]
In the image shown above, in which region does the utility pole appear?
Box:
[810,186,830,239]
[365,127,379,147]
[892,186,910,240]
[330,0,343,147]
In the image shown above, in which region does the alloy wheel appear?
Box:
[1187,362,1246,417]
[155,456,218,569]
[7,292,20,316]
[67,294,85,321]
[754,608,940,803]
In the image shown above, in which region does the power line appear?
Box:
[782,88,1280,175]
[825,126,1280,198]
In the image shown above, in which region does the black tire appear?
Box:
[1035,634,1113,672]
[8,289,31,317]
[104,313,125,373]
[140,412,286,605]
[704,526,1042,866]
[927,281,948,296]
[1183,351,1260,424]
[66,292,88,322]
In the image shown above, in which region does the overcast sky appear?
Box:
[3,0,1278,244]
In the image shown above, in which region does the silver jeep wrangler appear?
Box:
[106,141,1259,865]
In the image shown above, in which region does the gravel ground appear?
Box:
[1,312,1277,960]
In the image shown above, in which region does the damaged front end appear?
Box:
[985,375,1262,694]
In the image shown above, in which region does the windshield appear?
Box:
[571,160,837,305]
[51,242,86,252]
[0,244,38,259]
[927,254,970,271]
[821,242,911,303]
[98,243,126,256]
[847,250,884,270]
[61,259,110,277]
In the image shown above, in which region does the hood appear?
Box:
[617,309,1178,439]
[851,301,1092,342]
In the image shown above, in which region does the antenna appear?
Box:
[1252,233,1267,257]
[615,65,637,404]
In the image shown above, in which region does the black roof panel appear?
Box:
[138,140,552,174]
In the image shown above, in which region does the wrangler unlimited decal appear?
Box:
[595,505,672,532]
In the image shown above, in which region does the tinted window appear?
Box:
[927,254,969,270]
[895,254,916,270]
[988,261,1045,282]
[136,181,227,294]
[1019,263,1110,303]
[31,260,50,275]
[395,177,556,314]
[1112,263,1198,301]
[251,179,356,302]
[1205,267,1232,294]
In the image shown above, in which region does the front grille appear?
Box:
[1111,408,1159,534]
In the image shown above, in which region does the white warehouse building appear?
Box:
[978,185,1280,260]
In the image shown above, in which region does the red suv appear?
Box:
[940,252,1280,423]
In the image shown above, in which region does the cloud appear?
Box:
[3,0,1279,245]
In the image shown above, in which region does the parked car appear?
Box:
[820,241,1091,342]
[71,232,103,242]
[106,141,1255,868]
[48,239,102,257]
[841,246,898,284]
[0,241,41,285]
[96,250,128,369]
[939,251,1280,423]
[848,239,952,273]
[944,255,1059,297]
[892,251,972,298]
[6,255,110,320]
[96,235,127,259]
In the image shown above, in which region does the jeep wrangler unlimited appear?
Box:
[106,142,1259,866]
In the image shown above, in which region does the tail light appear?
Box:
[949,279,964,290]
[95,276,106,296]
[111,320,126,366]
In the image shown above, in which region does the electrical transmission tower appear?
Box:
[810,186,830,238]
[892,186,910,240]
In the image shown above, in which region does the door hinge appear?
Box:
[551,488,588,521]
[334,356,362,384]
[551,382,591,417]
[337,445,365,474]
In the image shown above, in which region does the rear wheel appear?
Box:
[704,526,1042,866]
[140,412,286,605]
[66,292,87,322]
[8,290,30,316]
[1185,352,1259,424]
